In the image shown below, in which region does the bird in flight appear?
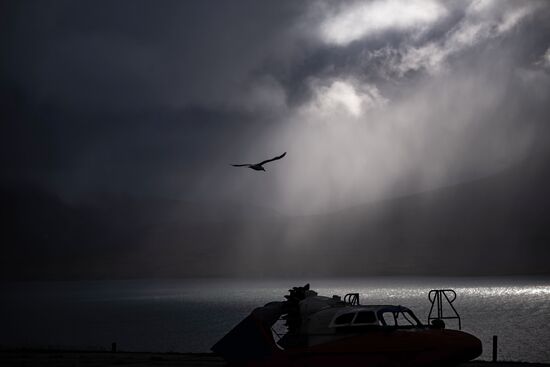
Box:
[232,152,286,172]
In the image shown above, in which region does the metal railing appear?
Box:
[427,289,461,330]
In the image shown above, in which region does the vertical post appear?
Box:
[437,291,443,319]
[492,335,497,362]
[112,342,117,353]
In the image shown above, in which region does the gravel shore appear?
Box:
[1,350,549,367]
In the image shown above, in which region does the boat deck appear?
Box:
[0,351,549,367]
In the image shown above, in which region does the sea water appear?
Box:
[0,277,549,362]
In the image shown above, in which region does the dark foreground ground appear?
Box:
[1,351,549,367]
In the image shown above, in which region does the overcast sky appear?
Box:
[2,0,550,214]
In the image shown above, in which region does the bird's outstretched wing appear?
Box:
[231,164,251,167]
[259,152,286,166]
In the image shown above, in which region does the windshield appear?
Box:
[378,309,421,328]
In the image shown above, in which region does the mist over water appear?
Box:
[1,277,549,363]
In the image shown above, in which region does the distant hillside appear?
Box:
[283,155,550,276]
[0,184,280,279]
[2,155,549,280]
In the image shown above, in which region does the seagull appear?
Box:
[232,152,286,172]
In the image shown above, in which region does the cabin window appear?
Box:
[353,311,376,324]
[334,313,355,325]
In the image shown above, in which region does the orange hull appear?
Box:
[244,329,481,367]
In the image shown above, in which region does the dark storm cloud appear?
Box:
[2,0,550,209]
[1,0,309,195]
[1,0,311,112]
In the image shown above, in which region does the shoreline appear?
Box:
[1,350,549,367]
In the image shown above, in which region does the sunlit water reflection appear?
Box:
[1,277,549,362]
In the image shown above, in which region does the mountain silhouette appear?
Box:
[2,154,549,279]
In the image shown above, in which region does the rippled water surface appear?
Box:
[1,277,549,362]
